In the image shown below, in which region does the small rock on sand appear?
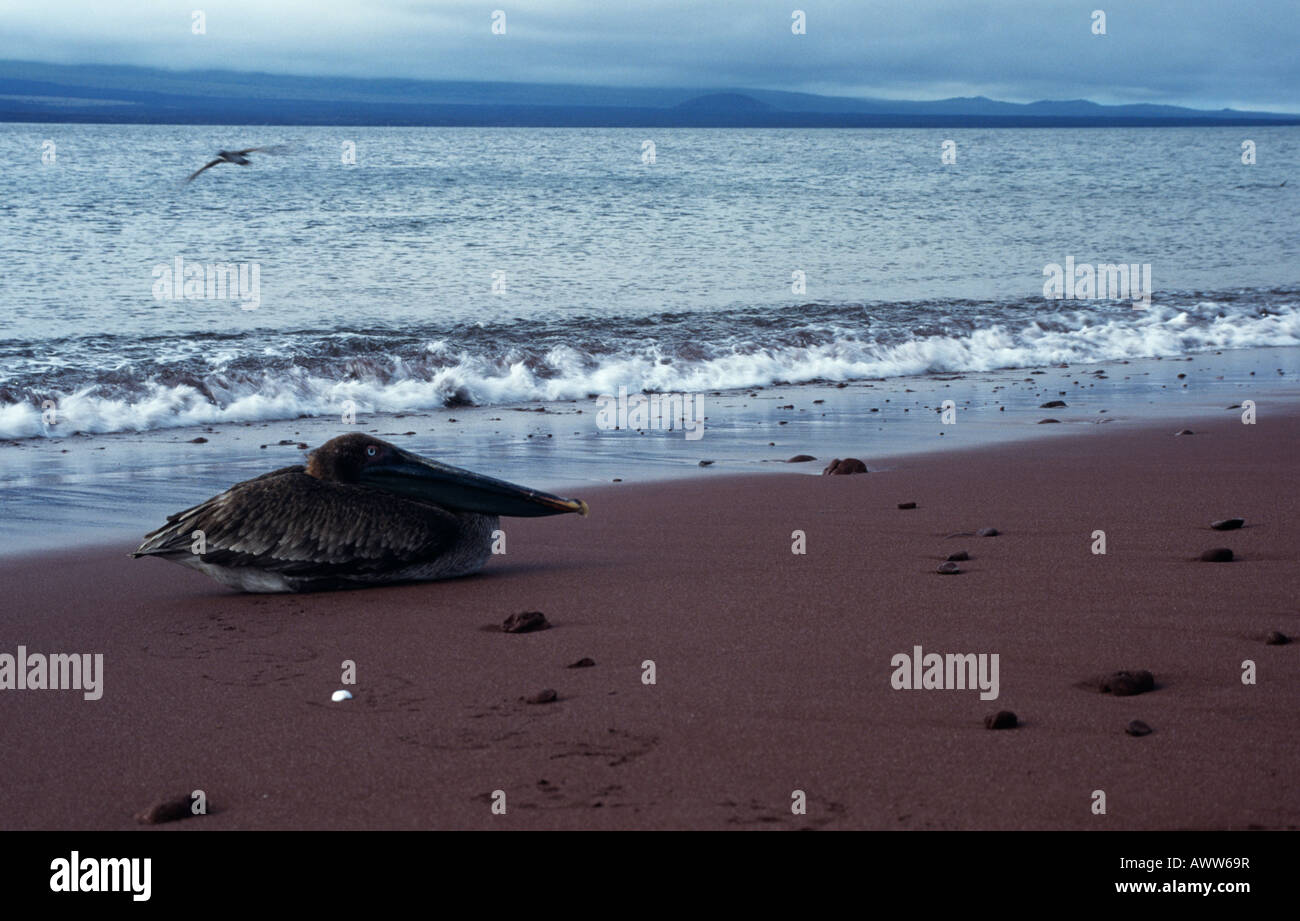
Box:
[1125,720,1153,737]
[898,501,917,509]
[189,437,208,443]
[1175,429,1194,435]
[976,527,1000,537]
[984,711,1018,730]
[1264,631,1290,646]
[822,458,868,475]
[135,793,200,825]
[937,562,961,575]
[1199,548,1234,562]
[503,611,550,633]
[1100,670,1155,696]
[1037,418,1061,424]
[947,550,970,561]
[1039,400,1067,408]
[698,460,714,467]
[786,455,816,463]
[566,657,596,668]
[1210,518,1245,530]
[524,688,558,705]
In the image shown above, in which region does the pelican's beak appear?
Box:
[359,449,589,518]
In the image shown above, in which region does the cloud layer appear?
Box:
[1,0,1296,110]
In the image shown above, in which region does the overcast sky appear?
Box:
[3,0,1297,111]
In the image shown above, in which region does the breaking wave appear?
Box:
[2,288,1297,439]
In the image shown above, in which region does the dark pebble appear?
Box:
[1125,720,1153,737]
[1039,400,1067,408]
[1101,670,1155,696]
[1199,547,1234,562]
[822,458,868,475]
[984,711,1018,730]
[936,561,961,575]
[502,611,550,633]
[1037,418,1061,424]
[977,527,1000,537]
[698,460,714,467]
[786,454,816,463]
[566,657,596,668]
[1175,429,1194,435]
[946,550,970,561]
[188,437,208,443]
[135,793,199,825]
[524,689,558,705]
[1264,631,1290,646]
[1210,518,1244,530]
[897,501,917,509]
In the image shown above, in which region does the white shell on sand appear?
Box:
[331,690,353,702]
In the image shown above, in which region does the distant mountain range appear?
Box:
[2,60,1296,127]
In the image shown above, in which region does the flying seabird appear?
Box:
[185,146,287,183]
[132,434,588,592]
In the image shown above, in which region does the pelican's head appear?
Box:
[306,434,588,518]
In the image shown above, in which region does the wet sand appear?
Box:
[0,411,1297,829]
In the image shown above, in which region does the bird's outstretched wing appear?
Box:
[233,145,289,156]
[133,468,459,579]
[185,159,223,183]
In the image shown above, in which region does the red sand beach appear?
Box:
[0,411,1296,830]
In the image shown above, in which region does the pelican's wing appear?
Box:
[233,145,289,156]
[133,470,460,578]
[185,159,223,183]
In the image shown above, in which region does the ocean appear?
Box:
[2,124,1298,440]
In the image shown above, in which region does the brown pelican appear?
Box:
[132,434,588,592]
[185,146,287,183]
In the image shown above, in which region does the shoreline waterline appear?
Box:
[1,344,1296,557]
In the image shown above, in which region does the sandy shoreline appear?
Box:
[3,345,1298,556]
[1,410,1297,830]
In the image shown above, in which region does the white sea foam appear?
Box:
[3,301,1297,439]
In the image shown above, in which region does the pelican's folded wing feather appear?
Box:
[133,471,458,577]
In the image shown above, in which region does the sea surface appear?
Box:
[1,124,1298,439]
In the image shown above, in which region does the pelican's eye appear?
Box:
[366,446,377,457]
